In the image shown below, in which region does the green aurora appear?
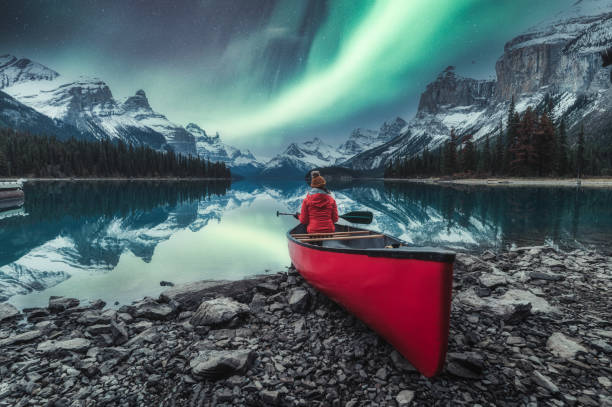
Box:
[3,0,574,152]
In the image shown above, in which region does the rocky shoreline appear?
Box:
[0,246,610,406]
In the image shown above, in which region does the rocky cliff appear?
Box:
[343,0,612,171]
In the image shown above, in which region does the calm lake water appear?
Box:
[1,180,611,308]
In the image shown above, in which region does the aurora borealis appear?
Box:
[3,0,574,153]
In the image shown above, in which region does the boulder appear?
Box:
[288,289,310,313]
[48,296,80,312]
[160,277,270,310]
[190,349,255,379]
[191,297,249,327]
[546,332,588,359]
[396,390,415,406]
[532,371,559,394]
[110,320,129,345]
[77,310,112,326]
[249,293,267,313]
[478,273,508,288]
[456,288,556,315]
[0,303,20,322]
[131,299,175,320]
[256,282,279,295]
[37,338,91,354]
[0,330,42,346]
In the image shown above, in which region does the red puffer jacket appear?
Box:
[299,188,339,233]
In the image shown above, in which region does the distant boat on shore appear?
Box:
[0,181,25,211]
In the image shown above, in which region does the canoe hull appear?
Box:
[288,228,454,377]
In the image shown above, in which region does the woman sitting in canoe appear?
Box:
[297,171,339,233]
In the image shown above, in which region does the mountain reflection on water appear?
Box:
[1,180,610,308]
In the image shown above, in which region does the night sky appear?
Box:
[3,0,575,155]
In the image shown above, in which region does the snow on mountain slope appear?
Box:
[260,117,409,178]
[0,54,58,89]
[0,55,196,155]
[260,137,345,178]
[0,90,88,141]
[336,117,407,160]
[345,1,612,171]
[185,123,263,176]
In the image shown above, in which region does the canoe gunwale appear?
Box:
[287,224,455,263]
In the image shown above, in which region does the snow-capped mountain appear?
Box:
[185,123,263,176]
[259,137,345,178]
[0,54,269,171]
[0,55,58,88]
[336,117,407,158]
[345,0,612,172]
[1,66,197,155]
[0,90,88,141]
[260,117,408,178]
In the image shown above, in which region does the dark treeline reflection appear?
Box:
[21,181,231,219]
[0,181,231,267]
[382,182,612,250]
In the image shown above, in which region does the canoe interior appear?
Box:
[290,223,400,249]
[289,224,455,262]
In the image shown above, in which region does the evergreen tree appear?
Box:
[443,129,457,175]
[534,112,556,176]
[0,150,8,176]
[504,96,518,173]
[461,135,477,173]
[494,121,504,175]
[576,124,585,178]
[557,118,568,176]
[482,134,491,175]
[510,107,537,176]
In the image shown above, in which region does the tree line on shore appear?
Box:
[384,98,612,179]
[0,128,231,178]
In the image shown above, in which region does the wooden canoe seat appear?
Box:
[298,234,385,243]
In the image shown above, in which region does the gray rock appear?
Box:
[48,296,80,312]
[590,339,612,354]
[110,320,129,345]
[260,389,280,405]
[456,288,556,315]
[529,271,564,281]
[0,330,42,346]
[546,332,587,359]
[503,303,532,325]
[256,282,279,295]
[77,310,112,326]
[0,302,20,322]
[132,299,175,320]
[86,324,113,335]
[191,297,249,327]
[160,277,267,310]
[390,350,417,372]
[375,367,387,380]
[288,289,310,313]
[190,349,255,380]
[479,273,508,288]
[598,376,611,388]
[37,338,91,354]
[396,390,415,406]
[532,371,559,394]
[249,293,267,313]
[446,362,482,379]
[131,321,154,333]
[446,352,484,379]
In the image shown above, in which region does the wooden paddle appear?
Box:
[276,210,373,225]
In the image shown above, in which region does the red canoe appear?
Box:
[287,223,455,377]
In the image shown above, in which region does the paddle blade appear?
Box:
[340,211,373,224]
